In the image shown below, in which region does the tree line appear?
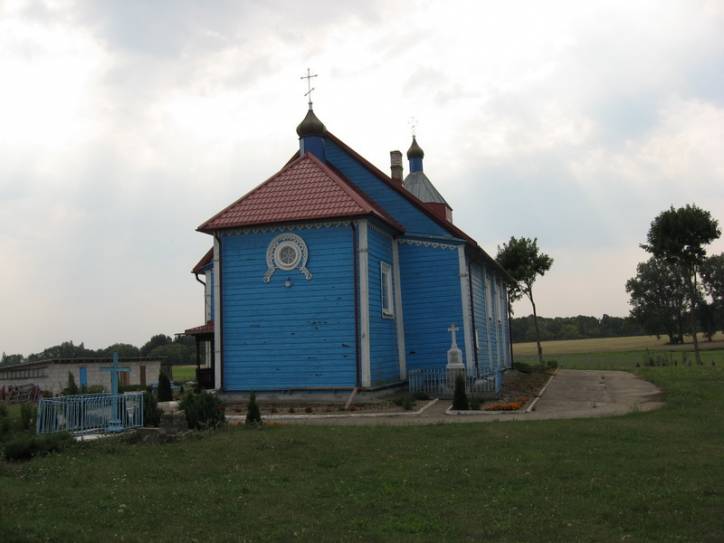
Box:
[510,314,645,343]
[1,334,196,367]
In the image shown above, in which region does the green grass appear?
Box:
[172,365,196,382]
[517,348,724,370]
[2,365,724,542]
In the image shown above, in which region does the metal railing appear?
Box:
[408,368,502,398]
[36,392,144,435]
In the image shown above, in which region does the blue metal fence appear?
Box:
[408,368,502,398]
[36,392,144,435]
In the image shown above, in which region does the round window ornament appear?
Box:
[264,233,312,283]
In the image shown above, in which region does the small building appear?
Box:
[0,357,163,396]
[185,106,513,392]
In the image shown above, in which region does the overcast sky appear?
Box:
[2,1,723,355]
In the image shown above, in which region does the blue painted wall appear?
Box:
[470,263,492,374]
[220,225,357,390]
[398,242,465,370]
[367,225,399,384]
[325,140,453,238]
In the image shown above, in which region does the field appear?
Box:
[2,350,724,542]
[513,333,724,369]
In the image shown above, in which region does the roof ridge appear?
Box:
[323,131,512,279]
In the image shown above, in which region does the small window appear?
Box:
[380,262,394,318]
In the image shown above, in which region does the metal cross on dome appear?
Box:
[409,116,418,137]
[300,68,318,109]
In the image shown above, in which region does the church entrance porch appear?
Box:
[184,322,215,389]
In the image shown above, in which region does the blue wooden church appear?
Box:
[185,105,512,392]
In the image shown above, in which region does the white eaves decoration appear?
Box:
[264,233,312,283]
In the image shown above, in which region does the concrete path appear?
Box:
[272,370,664,426]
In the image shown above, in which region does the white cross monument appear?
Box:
[446,323,465,370]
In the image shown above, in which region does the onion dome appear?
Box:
[296,108,326,137]
[406,136,424,159]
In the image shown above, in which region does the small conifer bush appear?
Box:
[180,391,225,430]
[19,403,36,431]
[157,371,173,402]
[143,389,161,427]
[63,372,79,396]
[452,373,469,410]
[245,392,262,426]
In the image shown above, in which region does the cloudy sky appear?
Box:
[2,0,723,355]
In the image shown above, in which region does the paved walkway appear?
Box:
[271,370,664,426]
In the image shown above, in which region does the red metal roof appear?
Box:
[192,248,213,274]
[198,153,403,233]
[185,321,214,335]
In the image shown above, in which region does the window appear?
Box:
[380,262,394,317]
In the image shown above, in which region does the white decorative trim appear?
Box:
[223,221,349,236]
[392,239,406,380]
[264,233,312,283]
[358,220,371,388]
[213,237,222,391]
[398,238,459,250]
[458,245,475,373]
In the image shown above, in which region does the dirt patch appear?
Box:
[224,396,427,416]
[479,369,552,411]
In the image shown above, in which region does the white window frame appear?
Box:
[380,261,394,318]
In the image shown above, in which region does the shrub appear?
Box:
[546,360,558,369]
[63,372,79,396]
[245,392,262,426]
[19,403,36,431]
[392,395,416,411]
[180,391,225,430]
[0,405,9,439]
[143,390,161,427]
[157,372,173,402]
[452,374,469,410]
[469,397,482,411]
[3,432,74,462]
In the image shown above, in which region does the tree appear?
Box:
[140,334,173,356]
[626,257,688,344]
[701,253,724,337]
[642,204,721,364]
[497,237,553,363]
[98,343,140,358]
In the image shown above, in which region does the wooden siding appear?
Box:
[324,140,453,238]
[220,225,357,390]
[367,225,399,384]
[470,263,492,374]
[398,242,465,371]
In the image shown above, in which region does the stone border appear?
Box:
[444,368,559,416]
[225,398,439,422]
[525,368,558,413]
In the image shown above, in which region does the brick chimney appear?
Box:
[390,150,403,187]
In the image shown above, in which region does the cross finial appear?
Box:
[300,67,318,110]
[409,116,418,137]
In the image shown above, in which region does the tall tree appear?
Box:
[625,257,688,344]
[497,237,553,363]
[701,253,724,335]
[642,204,721,364]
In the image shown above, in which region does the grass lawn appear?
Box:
[2,365,724,542]
[171,365,196,382]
